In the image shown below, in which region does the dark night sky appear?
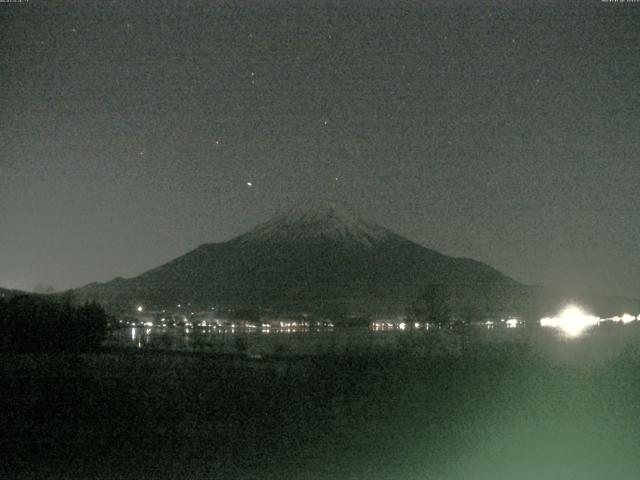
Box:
[1,0,639,298]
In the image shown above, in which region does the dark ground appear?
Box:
[2,330,640,479]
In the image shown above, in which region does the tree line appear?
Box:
[406,283,524,326]
[0,294,110,353]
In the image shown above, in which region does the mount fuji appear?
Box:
[73,200,516,316]
[71,200,637,320]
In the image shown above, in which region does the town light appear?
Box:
[540,305,600,338]
[505,318,519,328]
[620,313,636,324]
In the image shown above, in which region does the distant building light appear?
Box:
[137,305,143,312]
[505,318,519,328]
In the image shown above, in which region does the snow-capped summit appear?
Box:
[236,199,396,247]
[73,198,531,318]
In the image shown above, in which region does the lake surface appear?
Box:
[105,322,640,360]
[106,325,411,355]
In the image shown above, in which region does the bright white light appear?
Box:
[620,313,636,324]
[247,182,253,187]
[137,305,143,312]
[540,305,600,337]
[505,318,519,329]
[398,322,406,330]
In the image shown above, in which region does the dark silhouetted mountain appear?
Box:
[72,200,639,320]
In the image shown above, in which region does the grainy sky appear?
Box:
[1,0,639,298]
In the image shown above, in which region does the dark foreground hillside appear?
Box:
[3,330,640,479]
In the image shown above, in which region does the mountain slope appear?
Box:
[75,200,638,319]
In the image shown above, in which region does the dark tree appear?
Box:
[408,284,452,327]
[0,294,109,353]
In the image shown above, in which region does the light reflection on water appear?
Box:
[110,325,406,355]
[108,323,640,359]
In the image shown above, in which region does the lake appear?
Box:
[106,324,410,355]
[104,322,640,361]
